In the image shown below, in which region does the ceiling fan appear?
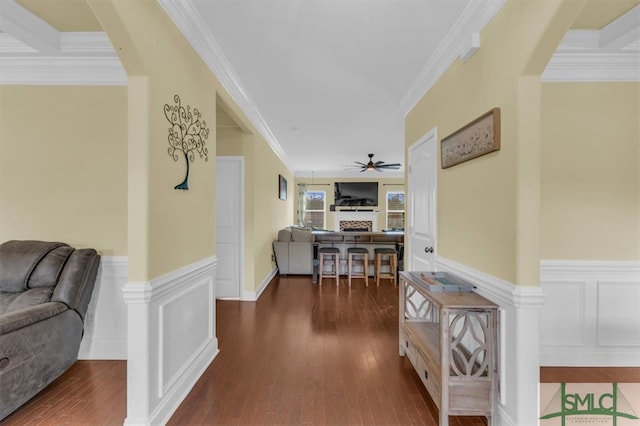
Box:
[351,153,401,172]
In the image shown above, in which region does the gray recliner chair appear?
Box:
[0,240,100,420]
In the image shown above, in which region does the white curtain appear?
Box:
[297,183,307,227]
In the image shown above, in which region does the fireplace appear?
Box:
[339,220,373,231]
[334,211,378,232]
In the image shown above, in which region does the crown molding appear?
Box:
[400,0,507,115]
[58,32,116,55]
[542,53,640,82]
[625,40,640,51]
[554,30,600,51]
[0,0,59,53]
[400,1,639,104]
[541,25,640,82]
[599,4,640,50]
[542,7,640,82]
[0,32,35,53]
[158,0,294,174]
[0,32,115,56]
[0,32,125,85]
[0,56,126,85]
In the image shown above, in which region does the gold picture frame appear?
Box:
[441,108,501,169]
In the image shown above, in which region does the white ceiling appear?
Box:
[1,0,639,178]
[190,0,472,177]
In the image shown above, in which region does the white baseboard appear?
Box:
[242,266,277,301]
[540,260,640,366]
[79,256,128,360]
[435,256,544,426]
[122,256,218,426]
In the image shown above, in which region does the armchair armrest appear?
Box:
[0,302,67,335]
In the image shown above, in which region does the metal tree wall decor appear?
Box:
[164,94,210,190]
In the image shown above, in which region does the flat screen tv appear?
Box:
[334,182,378,207]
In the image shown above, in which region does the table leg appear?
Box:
[312,243,319,284]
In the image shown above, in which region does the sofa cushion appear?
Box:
[277,228,292,242]
[291,227,313,242]
[0,287,54,316]
[0,241,69,293]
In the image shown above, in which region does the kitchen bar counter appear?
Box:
[311,231,404,283]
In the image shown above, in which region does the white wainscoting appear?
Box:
[435,257,545,426]
[79,256,128,360]
[122,256,219,426]
[540,260,640,366]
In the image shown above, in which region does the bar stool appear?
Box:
[374,247,397,287]
[318,247,340,286]
[347,247,369,287]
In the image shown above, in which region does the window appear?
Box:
[303,191,326,229]
[386,191,405,230]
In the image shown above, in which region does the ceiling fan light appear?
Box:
[351,153,400,172]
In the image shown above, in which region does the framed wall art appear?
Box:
[441,107,501,169]
[278,174,287,200]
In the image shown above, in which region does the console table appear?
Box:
[399,271,499,425]
[311,231,403,284]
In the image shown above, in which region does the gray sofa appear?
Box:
[0,240,100,420]
[273,227,313,275]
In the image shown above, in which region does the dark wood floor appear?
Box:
[3,275,639,425]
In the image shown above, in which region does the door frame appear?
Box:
[215,156,245,299]
[407,127,438,271]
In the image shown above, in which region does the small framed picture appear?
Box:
[278,174,287,200]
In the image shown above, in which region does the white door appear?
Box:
[216,157,243,299]
[407,128,437,271]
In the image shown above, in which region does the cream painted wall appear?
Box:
[91,0,218,280]
[405,39,518,282]
[0,86,127,255]
[254,141,293,284]
[541,83,640,260]
[405,0,584,284]
[293,177,405,231]
[217,126,292,292]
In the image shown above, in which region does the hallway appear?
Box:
[169,276,485,425]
